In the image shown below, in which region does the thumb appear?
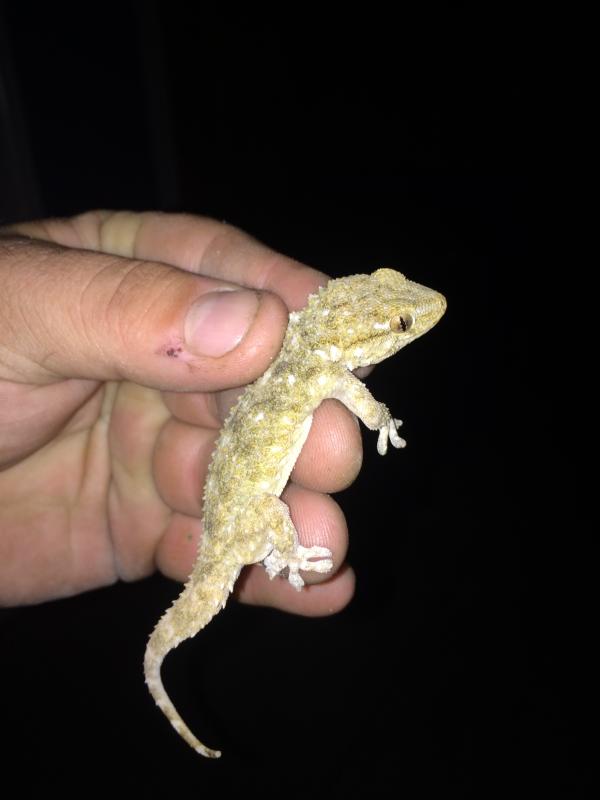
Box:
[0,235,288,391]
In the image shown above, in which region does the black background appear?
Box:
[0,3,581,796]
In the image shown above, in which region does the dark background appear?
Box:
[0,3,580,796]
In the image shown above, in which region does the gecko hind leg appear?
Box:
[264,542,333,590]
[249,495,333,591]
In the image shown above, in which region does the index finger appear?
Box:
[3,211,329,311]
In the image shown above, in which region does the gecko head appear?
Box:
[312,268,446,369]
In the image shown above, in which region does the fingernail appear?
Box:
[184,290,259,357]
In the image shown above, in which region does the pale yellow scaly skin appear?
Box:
[144,268,446,757]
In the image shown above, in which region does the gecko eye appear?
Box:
[390,313,414,333]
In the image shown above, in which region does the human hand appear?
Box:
[0,211,358,610]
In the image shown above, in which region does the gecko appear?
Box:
[144,268,446,758]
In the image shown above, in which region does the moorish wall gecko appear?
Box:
[144,268,446,757]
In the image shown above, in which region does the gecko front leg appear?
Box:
[332,370,406,455]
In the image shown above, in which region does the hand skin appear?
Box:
[0,211,358,611]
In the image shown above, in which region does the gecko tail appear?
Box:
[144,636,222,759]
[143,559,240,757]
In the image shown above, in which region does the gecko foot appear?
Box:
[377,418,406,455]
[264,545,333,591]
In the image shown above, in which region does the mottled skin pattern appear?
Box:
[144,268,446,757]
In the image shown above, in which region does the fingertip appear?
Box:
[293,399,363,493]
[237,562,356,616]
[183,289,260,358]
[135,282,290,393]
[281,484,349,567]
[234,486,354,615]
